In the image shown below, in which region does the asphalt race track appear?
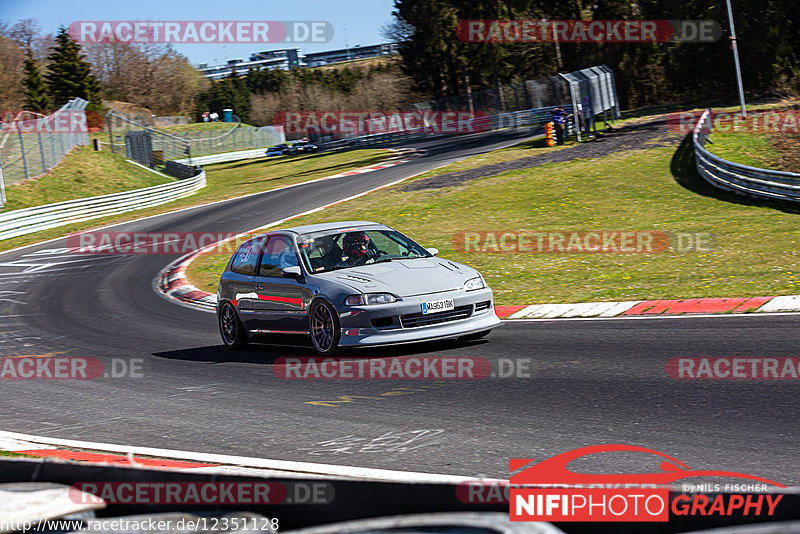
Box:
[0,129,797,485]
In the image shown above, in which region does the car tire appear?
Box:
[219,301,248,350]
[458,329,492,342]
[309,299,340,356]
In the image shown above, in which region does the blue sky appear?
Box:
[0,0,397,66]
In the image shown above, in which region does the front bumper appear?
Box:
[335,287,501,347]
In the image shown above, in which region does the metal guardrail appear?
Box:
[0,169,206,241]
[174,147,273,166]
[693,109,800,202]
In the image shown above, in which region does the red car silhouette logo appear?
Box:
[510,444,785,487]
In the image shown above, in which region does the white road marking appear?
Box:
[298,429,446,456]
[0,429,496,483]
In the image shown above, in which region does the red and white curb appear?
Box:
[494,295,800,320]
[156,149,426,313]
[157,250,217,312]
[0,430,484,482]
[0,433,214,470]
[322,147,423,177]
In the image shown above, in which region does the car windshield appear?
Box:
[297,228,432,273]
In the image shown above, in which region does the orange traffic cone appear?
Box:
[545,122,554,147]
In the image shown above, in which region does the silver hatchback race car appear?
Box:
[217,221,501,355]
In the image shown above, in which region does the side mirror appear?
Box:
[281,266,302,278]
[426,247,439,256]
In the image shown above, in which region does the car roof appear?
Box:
[279,221,385,235]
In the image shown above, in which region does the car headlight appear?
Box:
[345,293,398,306]
[464,276,485,291]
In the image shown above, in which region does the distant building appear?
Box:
[199,49,303,80]
[197,43,398,79]
[302,43,399,66]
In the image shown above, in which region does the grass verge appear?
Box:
[0,450,35,458]
[0,148,391,253]
[2,146,171,209]
[188,135,800,304]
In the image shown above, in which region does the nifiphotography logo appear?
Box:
[462,444,785,522]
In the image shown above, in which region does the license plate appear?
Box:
[422,298,455,314]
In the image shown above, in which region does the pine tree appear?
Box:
[45,26,103,124]
[23,50,50,112]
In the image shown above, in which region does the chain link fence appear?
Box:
[105,111,284,169]
[401,77,571,115]
[400,65,621,142]
[106,111,193,167]
[0,98,90,208]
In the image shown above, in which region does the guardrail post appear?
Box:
[0,154,6,207]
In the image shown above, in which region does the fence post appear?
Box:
[37,128,48,174]
[17,130,29,180]
[57,120,65,159]
[49,126,57,166]
[108,112,115,154]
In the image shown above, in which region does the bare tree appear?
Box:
[0,35,25,110]
[84,41,208,115]
[248,63,421,127]
[6,19,51,63]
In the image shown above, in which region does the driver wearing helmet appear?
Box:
[341,231,378,266]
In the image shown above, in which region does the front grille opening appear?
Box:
[400,305,472,328]
[475,301,491,312]
[371,316,395,328]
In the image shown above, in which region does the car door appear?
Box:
[226,237,265,327]
[250,235,309,334]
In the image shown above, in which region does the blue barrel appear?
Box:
[223,108,233,122]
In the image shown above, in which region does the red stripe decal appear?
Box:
[256,294,303,306]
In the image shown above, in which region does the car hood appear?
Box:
[314,257,480,297]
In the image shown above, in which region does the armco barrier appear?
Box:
[0,169,206,241]
[693,109,800,201]
[174,147,272,166]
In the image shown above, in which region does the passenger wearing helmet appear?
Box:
[342,231,378,266]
